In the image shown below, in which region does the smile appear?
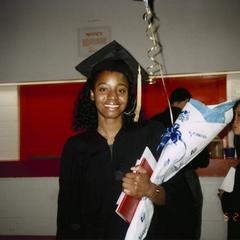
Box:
[104,104,119,109]
[104,104,120,111]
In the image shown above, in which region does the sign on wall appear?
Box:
[78,26,111,57]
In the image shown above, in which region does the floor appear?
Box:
[0,237,55,240]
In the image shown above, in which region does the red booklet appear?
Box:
[115,146,156,223]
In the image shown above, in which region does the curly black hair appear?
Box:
[233,99,240,111]
[72,59,136,131]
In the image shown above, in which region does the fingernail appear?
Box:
[131,167,137,172]
[124,189,130,194]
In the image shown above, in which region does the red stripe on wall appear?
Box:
[19,83,83,161]
[142,75,226,118]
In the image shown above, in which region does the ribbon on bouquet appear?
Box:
[156,123,186,151]
[124,98,238,240]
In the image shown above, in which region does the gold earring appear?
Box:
[90,91,95,101]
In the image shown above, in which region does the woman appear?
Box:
[219,163,240,240]
[233,99,240,157]
[56,41,165,239]
[219,100,240,240]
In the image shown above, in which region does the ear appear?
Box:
[90,90,95,101]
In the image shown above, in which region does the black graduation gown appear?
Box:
[57,120,165,239]
[221,163,240,240]
[234,135,240,157]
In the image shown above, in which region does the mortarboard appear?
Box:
[75,40,149,121]
[75,40,148,82]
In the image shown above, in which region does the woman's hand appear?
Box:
[218,189,225,199]
[122,165,166,205]
[122,166,152,198]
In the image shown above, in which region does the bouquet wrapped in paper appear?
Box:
[125,98,237,240]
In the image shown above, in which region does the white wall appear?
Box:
[227,74,240,100]
[0,0,240,83]
[0,86,19,161]
[0,177,58,235]
[0,176,227,239]
[200,177,227,240]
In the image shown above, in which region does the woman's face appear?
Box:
[235,104,240,119]
[90,71,129,121]
[233,104,240,134]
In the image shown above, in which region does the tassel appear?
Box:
[133,65,142,122]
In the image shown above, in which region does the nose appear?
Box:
[107,90,118,100]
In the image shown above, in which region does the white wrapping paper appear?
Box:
[125,98,237,240]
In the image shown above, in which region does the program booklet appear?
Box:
[219,166,236,192]
[115,146,157,223]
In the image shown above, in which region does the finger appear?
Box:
[123,188,131,195]
[135,166,147,174]
[122,181,132,190]
[124,172,136,179]
[123,183,137,196]
[130,166,138,172]
[122,176,135,185]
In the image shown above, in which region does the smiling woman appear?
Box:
[56,41,166,239]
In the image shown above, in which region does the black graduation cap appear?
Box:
[75,40,149,83]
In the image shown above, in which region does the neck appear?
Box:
[97,118,123,145]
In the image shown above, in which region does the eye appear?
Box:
[118,88,128,94]
[98,86,108,92]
